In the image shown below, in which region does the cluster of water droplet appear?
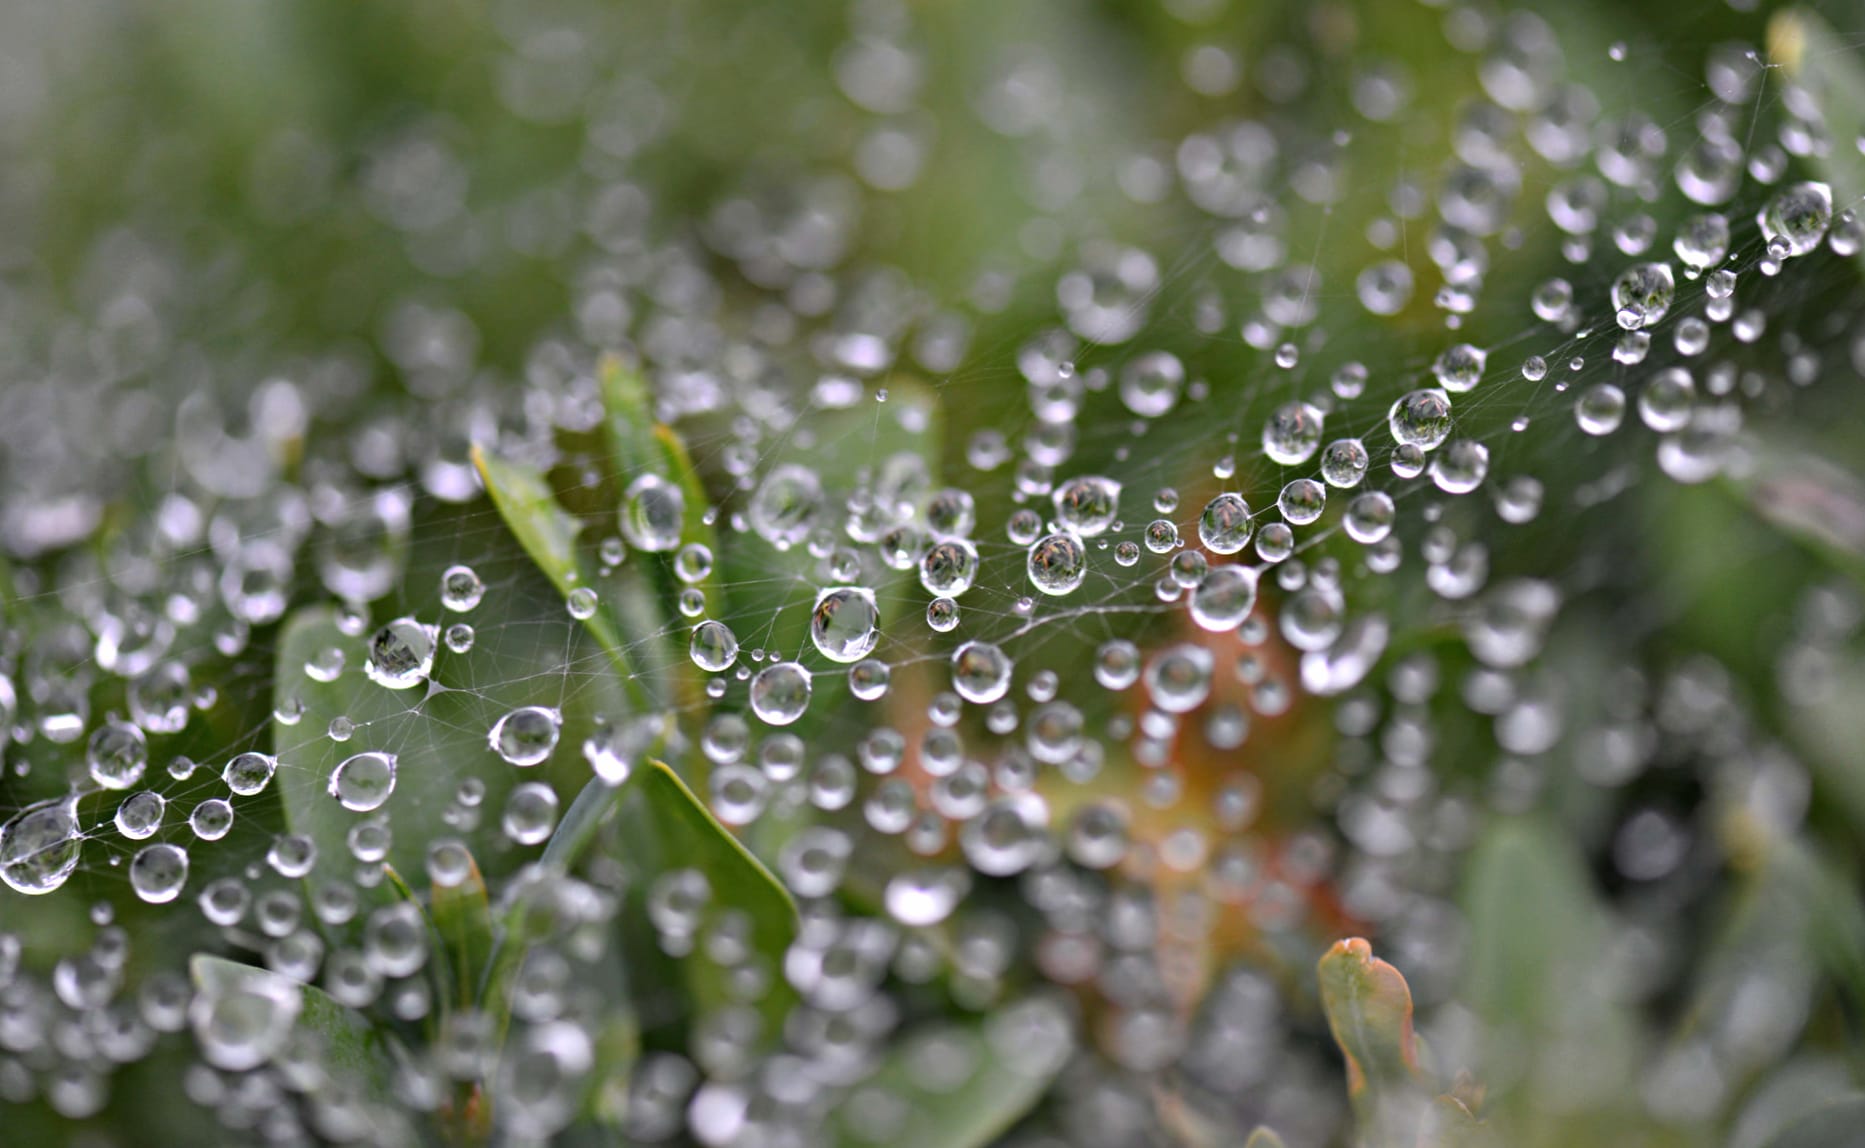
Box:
[1,1,1863,1143]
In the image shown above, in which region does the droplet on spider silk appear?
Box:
[926,596,960,633]
[190,799,234,841]
[1390,388,1454,449]
[620,473,685,552]
[87,720,148,790]
[850,659,892,701]
[1429,439,1491,495]
[503,782,560,846]
[747,463,824,549]
[1027,533,1088,596]
[952,641,1013,705]
[1119,351,1184,418]
[0,798,82,895]
[1144,644,1214,713]
[222,752,278,796]
[190,964,301,1071]
[1261,401,1324,465]
[566,587,599,620]
[1673,213,1729,272]
[1758,181,1832,258]
[689,620,739,672]
[491,706,562,766]
[811,587,880,663]
[750,662,812,725]
[1431,343,1486,393]
[920,537,979,597]
[1575,383,1627,435]
[440,565,484,612]
[129,844,189,905]
[115,791,165,840]
[1345,492,1396,543]
[1197,493,1254,555]
[1278,479,1326,525]
[1052,475,1121,537]
[1610,262,1674,329]
[1189,565,1259,632]
[1320,439,1369,488]
[366,618,437,690]
[329,751,398,812]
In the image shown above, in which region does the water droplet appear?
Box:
[329,751,398,812]
[440,564,484,612]
[811,587,880,663]
[87,720,149,790]
[365,617,437,690]
[749,662,812,725]
[1197,493,1254,554]
[1758,181,1832,258]
[223,752,278,797]
[0,798,82,895]
[490,706,563,766]
[1027,532,1088,596]
[690,620,739,672]
[129,844,189,904]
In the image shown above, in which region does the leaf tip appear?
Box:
[1767,9,1807,74]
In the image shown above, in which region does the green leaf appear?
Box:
[471,442,652,713]
[189,955,414,1138]
[483,761,798,1045]
[597,357,718,724]
[1760,1094,1865,1148]
[833,999,1069,1148]
[1317,937,1428,1141]
[1460,818,1604,1036]
[379,863,457,1019]
[613,760,799,1035]
[272,574,632,891]
[432,850,496,1012]
[1772,9,1865,279]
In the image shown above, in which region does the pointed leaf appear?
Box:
[431,850,495,1011]
[1317,938,1426,1121]
[484,761,799,1043]
[613,760,799,1034]
[471,443,652,712]
[598,357,717,725]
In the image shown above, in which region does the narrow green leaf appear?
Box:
[613,760,799,1035]
[1317,936,1427,1140]
[432,850,496,1012]
[1772,9,1865,279]
[833,999,1069,1148]
[597,357,717,727]
[484,761,798,1043]
[1759,1094,1865,1148]
[598,353,664,483]
[1460,818,1604,1035]
[189,955,413,1138]
[471,443,651,713]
